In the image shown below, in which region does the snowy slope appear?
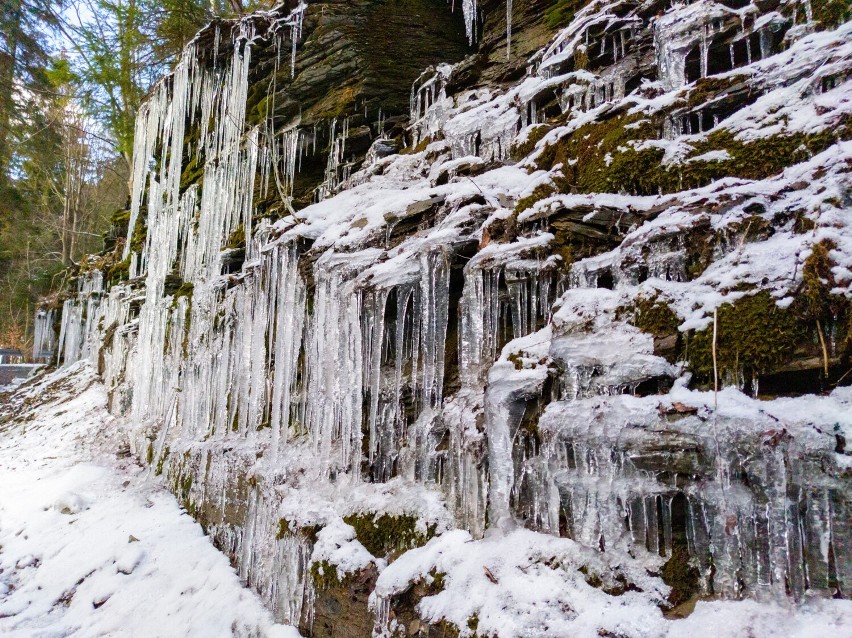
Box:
[0,363,300,638]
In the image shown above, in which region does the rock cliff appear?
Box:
[34,0,852,635]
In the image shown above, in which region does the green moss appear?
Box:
[343,512,436,558]
[106,257,131,286]
[510,124,552,161]
[301,524,322,544]
[252,94,271,125]
[146,441,154,464]
[224,224,246,250]
[245,79,273,127]
[536,114,851,197]
[168,281,194,357]
[430,569,446,591]
[687,290,807,382]
[544,0,583,27]
[182,309,192,354]
[310,559,344,590]
[401,135,433,155]
[467,612,479,632]
[810,0,851,29]
[802,239,843,319]
[686,75,743,109]
[514,183,557,215]
[574,45,589,71]
[672,125,846,193]
[686,126,847,183]
[127,209,148,255]
[681,243,851,387]
[507,351,525,370]
[110,208,131,239]
[801,239,851,358]
[180,154,205,193]
[534,113,659,194]
[661,545,700,607]
[681,225,716,280]
[172,281,194,305]
[792,211,817,234]
[622,295,681,338]
[578,564,603,588]
[278,518,323,542]
[729,213,773,243]
[154,446,170,476]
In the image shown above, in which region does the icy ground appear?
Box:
[0,363,300,638]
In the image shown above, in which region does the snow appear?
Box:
[665,599,852,638]
[0,363,300,638]
[373,528,852,638]
[310,519,375,581]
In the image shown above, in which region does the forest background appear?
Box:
[0,0,276,351]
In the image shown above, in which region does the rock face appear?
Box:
[41,0,851,635]
[259,0,472,206]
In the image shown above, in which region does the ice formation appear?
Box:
[40,0,852,634]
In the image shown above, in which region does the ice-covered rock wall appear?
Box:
[42,0,851,634]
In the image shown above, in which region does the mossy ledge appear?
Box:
[532,114,851,197]
[343,511,438,559]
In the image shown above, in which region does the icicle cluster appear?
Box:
[44,0,852,626]
[32,309,56,361]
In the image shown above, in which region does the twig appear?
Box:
[464,175,484,194]
[712,307,718,411]
[710,307,728,514]
[834,367,852,386]
[816,320,829,379]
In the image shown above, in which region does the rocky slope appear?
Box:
[31,0,852,635]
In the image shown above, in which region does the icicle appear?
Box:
[269,243,307,459]
[32,309,56,361]
[364,289,389,470]
[419,248,451,410]
[288,1,306,78]
[303,254,364,477]
[462,0,478,45]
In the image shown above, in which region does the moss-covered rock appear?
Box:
[544,0,585,28]
[154,445,170,476]
[619,295,683,363]
[532,113,851,197]
[343,512,437,559]
[308,562,379,638]
[514,182,557,215]
[686,290,807,386]
[810,0,852,29]
[661,545,700,609]
[277,518,322,543]
[224,224,246,250]
[510,124,552,161]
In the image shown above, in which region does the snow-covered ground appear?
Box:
[373,528,852,638]
[0,363,300,638]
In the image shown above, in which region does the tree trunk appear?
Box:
[0,0,23,182]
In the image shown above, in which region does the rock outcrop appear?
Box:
[35,0,851,635]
